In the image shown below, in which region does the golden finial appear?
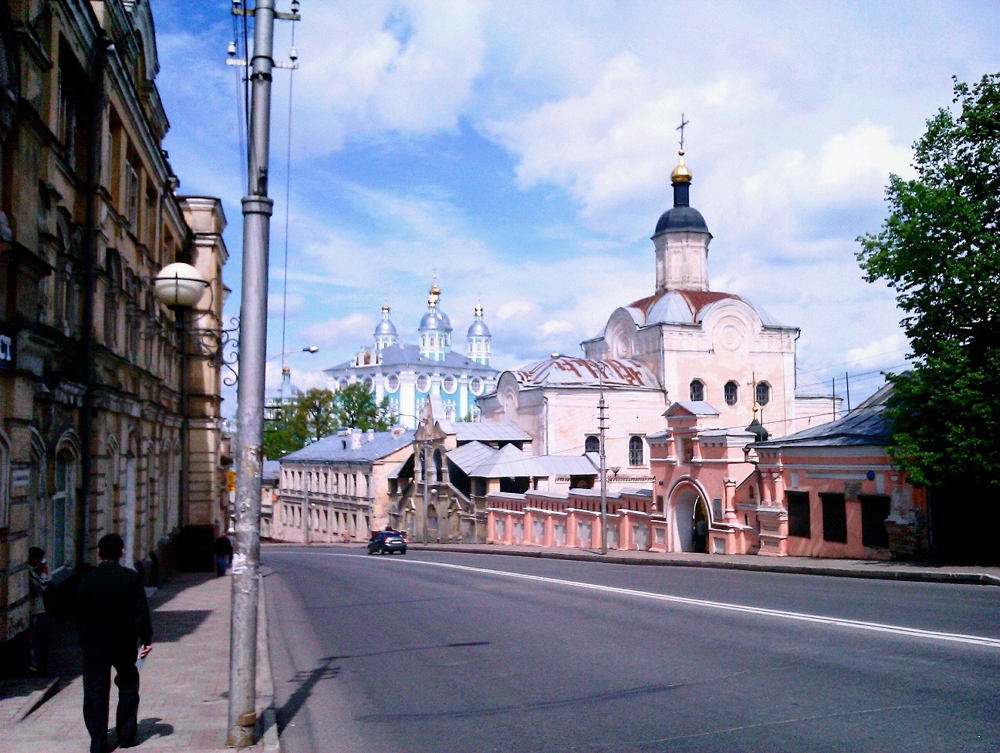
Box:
[474,301,483,318]
[381,300,390,314]
[281,364,290,375]
[428,277,440,308]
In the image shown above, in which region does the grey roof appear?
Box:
[374,318,398,336]
[325,343,497,375]
[281,429,415,463]
[754,384,893,449]
[262,460,281,481]
[447,442,596,479]
[441,420,532,443]
[664,400,721,418]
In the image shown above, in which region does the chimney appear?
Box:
[367,428,376,443]
[350,429,362,450]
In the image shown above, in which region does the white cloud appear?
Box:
[285,0,489,153]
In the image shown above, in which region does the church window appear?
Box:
[442,375,457,394]
[416,374,430,392]
[385,374,399,392]
[469,377,484,396]
[689,380,705,402]
[756,381,771,406]
[724,381,739,406]
[628,436,644,466]
[585,436,600,453]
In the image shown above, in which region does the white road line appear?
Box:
[306,552,1000,649]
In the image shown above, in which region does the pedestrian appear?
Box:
[213,533,233,577]
[75,533,153,753]
[27,546,51,673]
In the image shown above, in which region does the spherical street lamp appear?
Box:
[152,262,209,309]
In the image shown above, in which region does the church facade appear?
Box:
[480,147,840,489]
[324,283,499,428]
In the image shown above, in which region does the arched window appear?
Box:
[756,381,771,406]
[689,380,705,402]
[585,436,600,453]
[629,436,644,466]
[724,381,739,406]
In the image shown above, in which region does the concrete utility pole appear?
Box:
[227,0,299,746]
[598,368,608,555]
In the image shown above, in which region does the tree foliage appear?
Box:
[857,74,1000,490]
[332,382,395,431]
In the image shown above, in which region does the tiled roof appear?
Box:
[511,356,660,389]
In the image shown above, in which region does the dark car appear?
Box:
[367,530,407,555]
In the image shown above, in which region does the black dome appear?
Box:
[654,205,710,236]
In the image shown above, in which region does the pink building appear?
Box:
[488,385,930,560]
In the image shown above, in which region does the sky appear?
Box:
[148,0,1000,412]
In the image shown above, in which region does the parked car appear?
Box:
[367,530,407,555]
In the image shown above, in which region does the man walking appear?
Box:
[75,534,153,753]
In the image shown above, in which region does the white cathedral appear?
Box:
[479,146,838,487]
[324,283,499,428]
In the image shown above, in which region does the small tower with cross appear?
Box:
[651,114,713,293]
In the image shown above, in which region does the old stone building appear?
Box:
[0,0,226,664]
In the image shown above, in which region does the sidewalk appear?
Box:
[0,572,279,752]
[401,542,1000,586]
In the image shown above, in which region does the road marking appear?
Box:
[306,552,1000,649]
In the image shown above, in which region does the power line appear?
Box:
[279,17,297,374]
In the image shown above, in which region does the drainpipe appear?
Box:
[78,34,111,568]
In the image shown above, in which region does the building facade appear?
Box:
[271,427,415,543]
[480,149,841,485]
[324,283,499,428]
[0,0,226,660]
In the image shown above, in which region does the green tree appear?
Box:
[857,74,1000,490]
[262,408,299,460]
[332,382,395,431]
[289,388,340,444]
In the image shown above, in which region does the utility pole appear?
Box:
[598,367,608,555]
[227,0,299,747]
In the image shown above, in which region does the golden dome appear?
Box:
[381,301,390,314]
[428,280,440,308]
[671,149,692,184]
[281,365,290,375]
[474,302,483,318]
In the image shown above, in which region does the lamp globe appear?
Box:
[153,262,207,308]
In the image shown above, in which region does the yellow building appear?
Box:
[0,0,227,663]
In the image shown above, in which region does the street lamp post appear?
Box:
[152,262,210,546]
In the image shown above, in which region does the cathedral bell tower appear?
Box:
[652,144,713,292]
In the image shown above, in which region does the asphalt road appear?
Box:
[263,547,1000,752]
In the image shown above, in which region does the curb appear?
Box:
[257,570,281,753]
[408,544,1000,587]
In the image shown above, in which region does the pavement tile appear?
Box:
[0,572,276,752]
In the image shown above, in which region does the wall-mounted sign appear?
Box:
[0,326,16,372]
[10,468,31,497]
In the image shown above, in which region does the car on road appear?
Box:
[367,530,407,555]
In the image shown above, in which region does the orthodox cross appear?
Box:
[677,113,690,151]
[747,371,759,419]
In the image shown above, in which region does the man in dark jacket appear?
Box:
[75,534,153,753]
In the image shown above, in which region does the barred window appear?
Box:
[628,436,644,466]
[689,380,704,402]
[724,380,739,406]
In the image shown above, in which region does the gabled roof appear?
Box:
[755,383,893,449]
[664,400,721,418]
[281,429,415,463]
[440,421,532,443]
[447,441,597,479]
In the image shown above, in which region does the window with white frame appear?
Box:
[689,380,705,402]
[629,436,644,466]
